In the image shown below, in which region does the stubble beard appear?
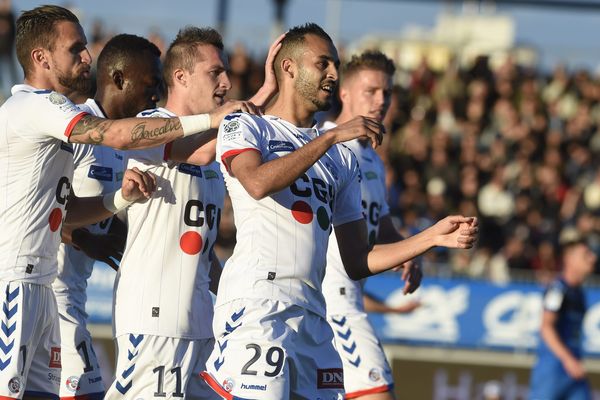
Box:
[294,67,331,112]
[57,69,92,97]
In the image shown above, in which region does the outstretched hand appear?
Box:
[209,100,262,129]
[122,167,156,202]
[329,116,384,148]
[431,216,478,249]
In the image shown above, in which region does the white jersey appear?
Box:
[215,113,363,317]
[113,107,224,339]
[321,121,390,316]
[0,84,86,285]
[53,99,125,324]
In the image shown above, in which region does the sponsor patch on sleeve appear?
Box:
[222,119,242,141]
[268,140,295,153]
[88,165,113,181]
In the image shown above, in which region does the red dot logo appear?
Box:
[48,208,62,232]
[291,201,313,224]
[180,231,203,255]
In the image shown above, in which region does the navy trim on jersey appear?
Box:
[33,89,52,94]
[88,165,113,181]
[177,163,203,177]
[60,142,74,154]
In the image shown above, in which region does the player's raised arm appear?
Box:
[335,216,478,280]
[248,33,286,108]
[168,100,261,165]
[68,112,219,151]
[224,115,383,200]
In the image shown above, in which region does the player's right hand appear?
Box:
[209,100,261,128]
[563,356,586,380]
[328,116,384,148]
[122,167,156,201]
[429,215,478,249]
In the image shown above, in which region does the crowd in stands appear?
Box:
[2,2,599,284]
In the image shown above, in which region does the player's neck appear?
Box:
[334,109,353,126]
[24,75,76,101]
[266,92,315,128]
[562,269,584,287]
[165,93,195,117]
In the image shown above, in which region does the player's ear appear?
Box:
[339,86,349,103]
[31,48,49,70]
[281,58,295,79]
[173,69,187,88]
[112,70,124,90]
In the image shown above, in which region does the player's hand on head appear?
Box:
[329,116,384,148]
[430,215,478,249]
[210,100,262,129]
[122,167,157,201]
[262,32,286,94]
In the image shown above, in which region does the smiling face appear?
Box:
[184,43,231,114]
[46,20,92,95]
[340,68,393,122]
[293,34,339,112]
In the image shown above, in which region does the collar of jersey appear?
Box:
[11,84,39,95]
[264,114,320,139]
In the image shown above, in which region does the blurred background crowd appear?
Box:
[3,0,600,285]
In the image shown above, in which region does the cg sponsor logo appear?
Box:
[49,177,71,232]
[289,173,334,229]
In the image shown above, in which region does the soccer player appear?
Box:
[52,33,163,400]
[321,51,420,400]
[0,5,251,399]
[105,27,282,400]
[529,229,596,400]
[201,23,477,399]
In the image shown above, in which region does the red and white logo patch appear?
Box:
[49,347,61,368]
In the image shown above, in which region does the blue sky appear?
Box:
[15,0,600,72]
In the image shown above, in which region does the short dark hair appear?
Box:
[163,26,224,88]
[16,5,80,76]
[341,50,396,84]
[274,22,333,83]
[97,34,161,78]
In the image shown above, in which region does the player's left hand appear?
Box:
[122,167,156,201]
[72,229,124,271]
[399,259,423,295]
[263,33,286,94]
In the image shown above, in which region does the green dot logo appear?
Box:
[317,206,330,231]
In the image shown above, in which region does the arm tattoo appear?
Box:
[130,118,182,143]
[70,116,182,146]
[70,115,112,144]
